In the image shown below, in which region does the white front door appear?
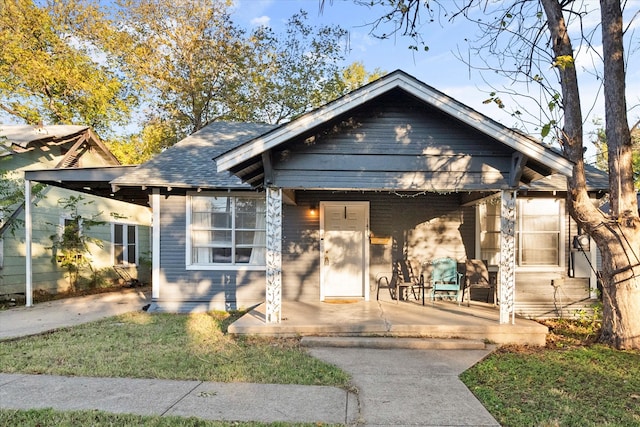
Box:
[320,202,370,300]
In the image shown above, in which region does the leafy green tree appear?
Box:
[0,0,135,132]
[114,0,250,138]
[234,10,349,124]
[107,120,178,165]
[326,61,386,100]
[342,0,640,349]
[48,195,105,291]
[0,169,45,238]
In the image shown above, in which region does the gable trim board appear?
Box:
[215,70,574,181]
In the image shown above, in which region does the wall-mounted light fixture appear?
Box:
[309,204,317,216]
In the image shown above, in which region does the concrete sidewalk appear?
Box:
[0,373,358,424]
[0,291,500,425]
[0,288,150,340]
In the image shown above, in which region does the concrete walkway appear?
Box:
[0,291,500,426]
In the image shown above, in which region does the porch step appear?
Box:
[300,336,486,350]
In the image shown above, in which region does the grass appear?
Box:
[0,408,336,427]
[2,307,640,426]
[461,318,640,427]
[0,310,350,386]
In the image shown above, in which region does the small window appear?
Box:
[478,198,563,268]
[517,199,562,267]
[113,223,137,265]
[187,194,266,267]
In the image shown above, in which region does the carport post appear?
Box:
[24,179,33,307]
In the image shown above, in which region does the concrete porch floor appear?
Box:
[228,298,548,346]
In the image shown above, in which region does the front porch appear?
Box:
[229,299,548,346]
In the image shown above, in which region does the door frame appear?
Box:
[319,201,370,301]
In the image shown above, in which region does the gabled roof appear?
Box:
[0,124,119,166]
[215,70,574,183]
[111,122,277,189]
[526,164,609,192]
[0,124,88,151]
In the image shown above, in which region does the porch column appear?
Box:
[265,187,282,323]
[151,189,160,300]
[24,179,33,307]
[500,190,516,324]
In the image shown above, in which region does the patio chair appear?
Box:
[376,260,423,303]
[462,259,497,306]
[429,257,463,305]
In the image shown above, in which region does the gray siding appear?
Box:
[513,207,597,319]
[272,90,514,191]
[155,191,595,319]
[154,195,265,312]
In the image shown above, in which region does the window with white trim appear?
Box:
[113,223,137,265]
[478,198,563,268]
[187,194,266,267]
[516,198,562,267]
[478,201,501,266]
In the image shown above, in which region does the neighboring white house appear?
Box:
[1,125,151,300]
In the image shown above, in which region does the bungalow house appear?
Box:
[24,71,608,322]
[1,125,151,303]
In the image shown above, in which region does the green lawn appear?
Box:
[0,408,335,427]
[461,319,640,426]
[0,310,350,386]
[1,310,639,426]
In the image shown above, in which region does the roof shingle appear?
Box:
[112,122,277,189]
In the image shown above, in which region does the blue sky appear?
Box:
[232,0,640,164]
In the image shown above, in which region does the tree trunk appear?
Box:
[597,0,640,350]
[542,0,640,349]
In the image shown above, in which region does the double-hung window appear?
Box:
[516,198,563,267]
[113,223,137,265]
[478,198,563,268]
[187,194,266,268]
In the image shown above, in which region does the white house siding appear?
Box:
[2,185,151,295]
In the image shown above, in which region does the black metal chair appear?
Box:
[376,260,423,303]
[462,259,497,306]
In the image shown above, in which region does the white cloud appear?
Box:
[250,15,270,27]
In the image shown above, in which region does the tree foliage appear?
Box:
[0,168,45,238]
[0,0,135,133]
[592,119,640,190]
[234,10,349,124]
[48,195,104,291]
[115,0,248,137]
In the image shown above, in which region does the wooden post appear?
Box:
[265,187,282,323]
[500,190,516,324]
[24,179,33,307]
